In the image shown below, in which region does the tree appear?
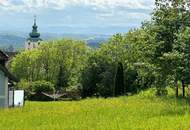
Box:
[81,52,114,98]
[173,27,190,97]
[11,39,89,87]
[56,66,68,91]
[114,62,125,96]
[149,0,190,94]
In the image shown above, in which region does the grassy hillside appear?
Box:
[0,91,190,130]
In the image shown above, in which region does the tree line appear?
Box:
[10,0,190,99]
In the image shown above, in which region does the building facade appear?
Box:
[25,17,42,50]
[0,50,18,108]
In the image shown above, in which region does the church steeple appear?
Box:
[29,15,41,38]
[26,15,42,50]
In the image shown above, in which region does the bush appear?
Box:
[17,80,55,101]
[31,80,55,94]
[28,80,55,101]
[17,79,30,90]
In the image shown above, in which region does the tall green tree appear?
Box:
[114,62,125,96]
[173,27,190,97]
[151,0,190,93]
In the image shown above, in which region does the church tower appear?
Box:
[25,16,42,50]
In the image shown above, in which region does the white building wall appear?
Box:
[25,41,40,50]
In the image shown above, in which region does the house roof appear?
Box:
[0,50,19,82]
[0,50,9,61]
[0,64,19,82]
[5,52,18,58]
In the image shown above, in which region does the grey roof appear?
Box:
[0,64,18,82]
[0,50,9,60]
[0,50,19,82]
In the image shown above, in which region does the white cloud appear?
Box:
[0,0,154,12]
[83,0,153,9]
[0,0,154,34]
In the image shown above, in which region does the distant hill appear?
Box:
[0,33,110,50]
[41,33,110,48]
[86,36,109,48]
[0,34,25,49]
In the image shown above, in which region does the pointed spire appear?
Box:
[34,15,37,26]
[32,15,38,31]
[28,15,42,40]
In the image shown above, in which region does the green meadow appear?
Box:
[1,89,190,130]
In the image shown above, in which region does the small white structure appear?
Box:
[14,90,24,107]
[25,16,42,50]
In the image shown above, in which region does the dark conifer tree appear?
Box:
[114,62,125,96]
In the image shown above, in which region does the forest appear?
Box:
[10,0,190,100]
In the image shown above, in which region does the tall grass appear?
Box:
[0,90,190,130]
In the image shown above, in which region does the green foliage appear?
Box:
[16,79,30,90]
[17,80,55,100]
[30,80,55,94]
[28,80,55,101]
[174,27,190,82]
[150,0,190,93]
[11,39,89,88]
[56,66,68,90]
[81,52,114,98]
[81,30,156,97]
[125,69,139,93]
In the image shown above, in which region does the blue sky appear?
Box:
[0,0,154,35]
